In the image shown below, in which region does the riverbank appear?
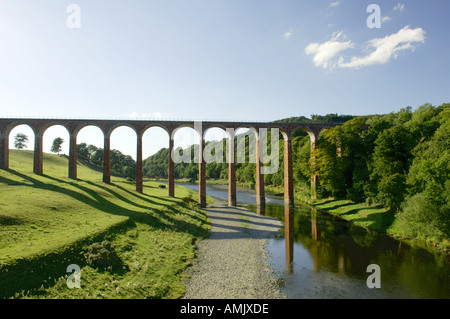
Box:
[183,178,449,253]
[180,182,449,298]
[182,201,287,299]
[295,194,449,253]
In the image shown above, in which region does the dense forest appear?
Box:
[140,103,449,245]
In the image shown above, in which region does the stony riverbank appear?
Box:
[182,203,287,299]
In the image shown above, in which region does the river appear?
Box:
[177,182,449,299]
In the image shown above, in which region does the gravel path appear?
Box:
[182,202,287,299]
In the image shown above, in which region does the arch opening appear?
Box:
[109,125,137,182]
[142,127,170,193]
[75,125,105,180]
[42,125,70,177]
[7,124,35,171]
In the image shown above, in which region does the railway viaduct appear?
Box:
[0,118,338,208]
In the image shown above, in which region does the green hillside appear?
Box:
[0,150,211,298]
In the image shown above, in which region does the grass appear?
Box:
[307,199,393,231]
[294,188,449,251]
[293,189,394,232]
[0,150,212,298]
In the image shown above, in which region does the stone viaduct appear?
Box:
[0,118,338,208]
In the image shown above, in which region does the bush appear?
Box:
[395,193,447,241]
[83,240,120,269]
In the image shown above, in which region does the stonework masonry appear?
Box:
[0,118,338,209]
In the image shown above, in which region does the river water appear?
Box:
[177,182,449,299]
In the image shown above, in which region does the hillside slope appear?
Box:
[0,150,210,298]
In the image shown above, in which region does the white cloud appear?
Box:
[283,29,293,39]
[305,26,425,70]
[394,3,405,11]
[382,16,392,23]
[129,111,138,118]
[330,1,341,8]
[338,26,426,69]
[305,31,354,69]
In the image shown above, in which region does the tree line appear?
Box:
[12,135,136,180]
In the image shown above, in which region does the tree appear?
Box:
[14,133,29,149]
[313,117,367,198]
[51,137,64,155]
[396,107,450,239]
[369,125,415,210]
[77,143,90,162]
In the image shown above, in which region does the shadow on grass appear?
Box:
[316,201,355,212]
[0,218,134,298]
[315,198,395,232]
[0,169,209,298]
[339,207,395,231]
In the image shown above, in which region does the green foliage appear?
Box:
[51,137,64,155]
[274,113,355,124]
[143,148,168,179]
[369,125,415,210]
[376,173,406,210]
[14,133,29,150]
[394,106,450,242]
[77,143,136,179]
[395,193,448,241]
[313,117,367,198]
[309,103,449,246]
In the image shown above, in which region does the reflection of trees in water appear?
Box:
[246,198,449,298]
[259,202,449,294]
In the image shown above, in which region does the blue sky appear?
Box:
[1,0,449,159]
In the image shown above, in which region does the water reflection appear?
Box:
[177,183,449,298]
[285,204,294,274]
[251,203,450,299]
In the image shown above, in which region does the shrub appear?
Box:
[395,193,447,241]
[83,240,120,269]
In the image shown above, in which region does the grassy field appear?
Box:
[0,150,212,298]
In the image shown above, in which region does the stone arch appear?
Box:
[171,125,201,163]
[3,123,36,170]
[41,124,71,177]
[72,122,106,139]
[71,124,105,180]
[106,122,139,139]
[107,124,138,188]
[171,125,205,204]
[42,124,70,155]
[203,126,228,164]
[142,123,171,138]
[109,124,138,157]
